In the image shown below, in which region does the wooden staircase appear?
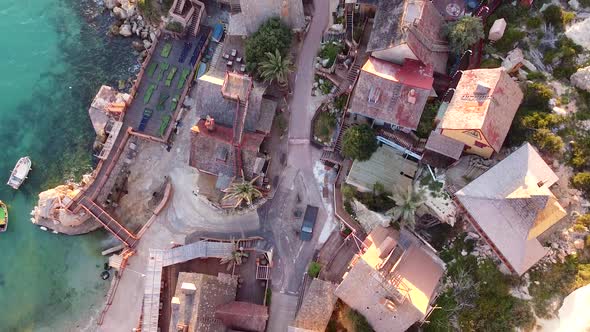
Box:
[346,6,354,44]
[230,0,242,14]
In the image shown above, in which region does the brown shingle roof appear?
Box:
[424,131,464,160]
[169,272,237,332]
[439,68,524,152]
[350,57,433,130]
[189,120,264,180]
[289,279,338,332]
[215,301,269,332]
[455,143,567,275]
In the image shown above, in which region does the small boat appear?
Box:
[7,156,32,190]
[196,61,208,79]
[0,201,7,232]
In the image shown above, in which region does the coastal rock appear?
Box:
[119,24,133,37]
[143,40,152,50]
[553,106,567,116]
[105,0,118,9]
[150,31,157,43]
[109,23,120,36]
[566,18,590,50]
[570,66,590,92]
[113,6,128,20]
[140,29,149,39]
[132,40,145,51]
[569,0,580,10]
[574,239,585,249]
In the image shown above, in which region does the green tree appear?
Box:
[571,172,590,194]
[220,239,249,271]
[341,124,378,161]
[444,16,484,54]
[258,49,295,89]
[245,18,293,72]
[521,112,563,129]
[307,261,321,278]
[386,186,425,230]
[523,82,553,110]
[222,177,262,207]
[532,129,564,155]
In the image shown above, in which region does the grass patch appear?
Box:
[165,67,178,87]
[177,69,191,89]
[307,261,321,278]
[479,57,502,69]
[143,84,156,104]
[313,111,337,143]
[160,43,173,58]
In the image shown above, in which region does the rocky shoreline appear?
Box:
[105,0,159,61]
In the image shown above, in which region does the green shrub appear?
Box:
[444,16,484,54]
[563,11,576,25]
[341,124,378,161]
[571,172,590,195]
[416,101,440,138]
[581,0,590,8]
[523,82,553,110]
[245,18,292,72]
[341,184,356,201]
[526,16,543,29]
[307,261,321,278]
[521,112,563,129]
[526,71,546,81]
[569,144,590,169]
[347,309,375,332]
[494,26,526,53]
[480,57,502,69]
[543,5,565,30]
[333,94,348,111]
[138,0,160,22]
[319,42,344,68]
[532,129,564,155]
[166,21,183,33]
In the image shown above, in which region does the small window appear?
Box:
[462,130,481,139]
[473,140,488,148]
[368,87,381,103]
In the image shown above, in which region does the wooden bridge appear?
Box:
[79,197,138,247]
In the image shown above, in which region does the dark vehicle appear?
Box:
[300,205,319,241]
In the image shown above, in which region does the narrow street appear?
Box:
[266,0,331,331]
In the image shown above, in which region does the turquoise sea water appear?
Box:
[0,0,138,330]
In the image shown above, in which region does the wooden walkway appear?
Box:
[79,197,138,247]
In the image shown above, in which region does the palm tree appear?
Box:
[258,49,295,89]
[222,177,262,208]
[386,185,425,230]
[220,239,249,271]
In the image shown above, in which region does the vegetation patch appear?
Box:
[166,21,183,33]
[529,255,590,318]
[319,42,344,68]
[313,111,337,144]
[327,301,375,332]
[444,16,484,54]
[307,261,322,278]
[416,101,440,138]
[245,18,292,73]
[341,124,377,161]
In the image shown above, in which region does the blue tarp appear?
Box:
[212,23,224,42]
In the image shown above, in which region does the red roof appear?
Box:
[439,68,524,152]
[350,57,434,130]
[194,119,264,152]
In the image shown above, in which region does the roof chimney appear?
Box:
[407,89,417,104]
[475,81,491,95]
[205,115,215,131]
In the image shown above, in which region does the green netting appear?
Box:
[165,67,177,87]
[147,62,158,77]
[160,43,172,58]
[177,69,191,89]
[157,95,169,111]
[158,115,172,137]
[157,63,170,81]
[143,84,156,104]
[170,95,180,112]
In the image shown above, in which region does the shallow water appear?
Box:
[0,0,138,330]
